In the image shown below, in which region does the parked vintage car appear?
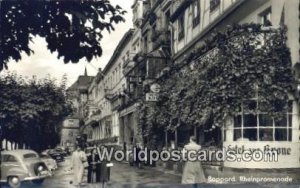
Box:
[39,153,58,172]
[46,149,65,163]
[55,147,68,157]
[0,150,51,188]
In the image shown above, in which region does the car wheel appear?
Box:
[32,179,45,185]
[8,176,21,188]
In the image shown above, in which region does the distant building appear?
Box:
[85,30,135,147]
[60,118,80,148]
[62,68,94,147]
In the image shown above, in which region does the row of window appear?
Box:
[224,100,294,142]
[178,0,219,41]
[177,0,272,41]
[92,122,116,140]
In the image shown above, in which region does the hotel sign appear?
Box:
[145,83,160,101]
[223,142,300,169]
[146,93,158,102]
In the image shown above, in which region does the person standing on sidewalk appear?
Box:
[134,143,142,169]
[181,136,206,184]
[87,148,101,183]
[70,145,87,187]
[98,145,110,188]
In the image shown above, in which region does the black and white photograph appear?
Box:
[1,0,300,187]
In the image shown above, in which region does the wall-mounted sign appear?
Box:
[150,83,161,93]
[223,142,300,169]
[146,93,158,101]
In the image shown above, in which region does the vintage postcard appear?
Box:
[1,0,300,187]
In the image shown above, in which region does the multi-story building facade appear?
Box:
[84,30,134,147]
[81,0,300,170]
[120,0,172,149]
[168,0,300,169]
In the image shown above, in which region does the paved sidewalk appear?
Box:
[141,161,300,185]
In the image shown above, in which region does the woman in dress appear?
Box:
[71,145,87,186]
[87,148,101,183]
[181,136,206,184]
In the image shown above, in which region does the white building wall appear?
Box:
[173,0,239,54]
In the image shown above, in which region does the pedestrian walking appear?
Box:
[181,136,206,184]
[70,145,87,187]
[97,145,111,188]
[87,148,101,183]
[134,144,142,169]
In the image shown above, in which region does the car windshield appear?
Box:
[40,154,51,159]
[23,153,38,159]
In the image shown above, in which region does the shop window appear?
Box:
[230,97,294,142]
[178,14,185,41]
[275,115,287,127]
[244,114,257,127]
[243,128,257,141]
[259,128,273,141]
[275,128,287,141]
[234,129,242,141]
[288,129,292,141]
[259,114,273,127]
[192,0,200,27]
[210,0,220,13]
[234,115,241,127]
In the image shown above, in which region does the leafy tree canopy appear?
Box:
[140,24,295,145]
[0,73,73,151]
[0,0,127,71]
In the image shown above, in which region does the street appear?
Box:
[2,157,184,188]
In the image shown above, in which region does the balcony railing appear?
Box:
[123,54,137,76]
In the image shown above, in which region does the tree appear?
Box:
[0,73,73,151]
[140,24,296,147]
[0,0,127,71]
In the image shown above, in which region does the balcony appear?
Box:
[122,54,137,76]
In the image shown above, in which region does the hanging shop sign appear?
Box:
[150,83,161,93]
[146,93,158,102]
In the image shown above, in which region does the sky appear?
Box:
[3,0,134,87]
